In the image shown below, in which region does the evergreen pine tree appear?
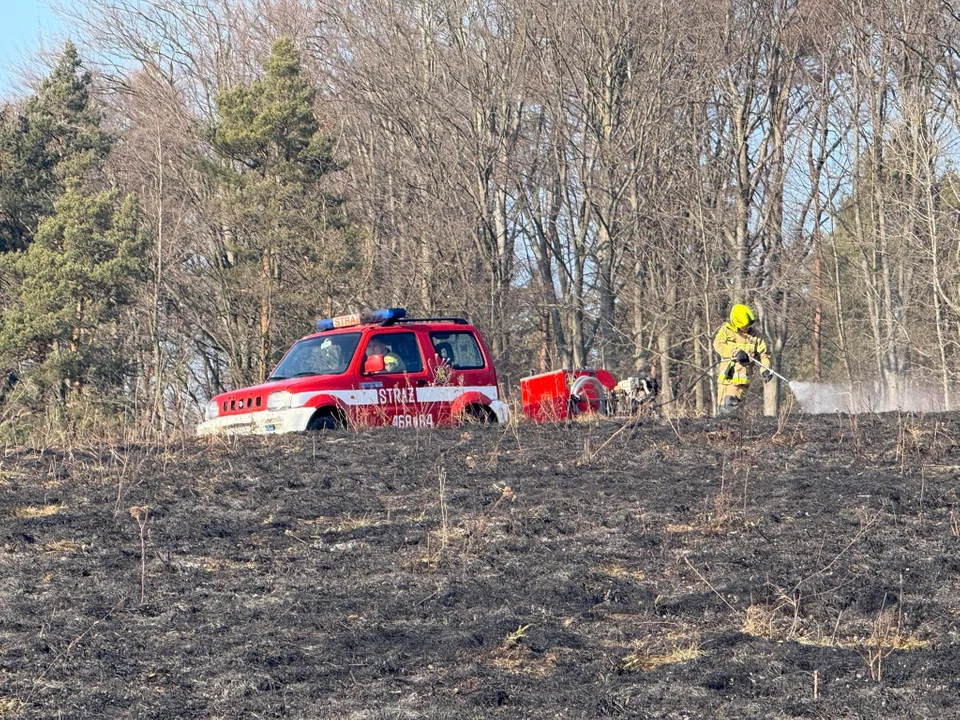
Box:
[0,44,146,402]
[208,37,347,384]
[213,37,338,182]
[0,180,147,397]
[0,42,111,252]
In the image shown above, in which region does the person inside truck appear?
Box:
[434,341,454,365]
[312,338,342,374]
[365,337,405,374]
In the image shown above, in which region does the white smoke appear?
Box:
[788,380,951,414]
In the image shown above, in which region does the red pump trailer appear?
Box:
[520,368,618,422]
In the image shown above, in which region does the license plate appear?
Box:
[265,424,276,433]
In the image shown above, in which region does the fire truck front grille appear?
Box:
[222,395,264,414]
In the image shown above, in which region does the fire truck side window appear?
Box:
[429,332,485,370]
[366,332,423,374]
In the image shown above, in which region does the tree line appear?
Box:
[2,0,960,436]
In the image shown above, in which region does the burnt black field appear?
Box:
[2,413,960,719]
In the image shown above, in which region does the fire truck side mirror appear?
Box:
[363,355,385,374]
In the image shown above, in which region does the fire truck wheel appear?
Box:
[307,410,343,432]
[463,405,495,424]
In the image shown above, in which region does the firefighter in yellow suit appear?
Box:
[713,304,773,415]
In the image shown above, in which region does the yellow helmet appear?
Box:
[383,353,401,371]
[730,304,756,330]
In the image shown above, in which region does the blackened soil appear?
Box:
[2,413,960,719]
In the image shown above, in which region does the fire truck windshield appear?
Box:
[269,332,361,381]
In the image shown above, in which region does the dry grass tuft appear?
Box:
[408,482,517,571]
[413,525,469,570]
[200,557,256,573]
[503,624,530,646]
[44,539,85,554]
[742,603,779,639]
[15,504,65,519]
[488,624,557,677]
[597,563,645,582]
[741,600,930,673]
[490,647,558,677]
[861,629,928,652]
[621,641,705,672]
[664,479,744,536]
[0,697,23,717]
[700,484,741,533]
[856,610,930,681]
[300,514,386,533]
[173,555,257,573]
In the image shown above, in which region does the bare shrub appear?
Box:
[129,505,150,603]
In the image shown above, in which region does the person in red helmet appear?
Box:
[713,304,772,415]
[365,337,405,374]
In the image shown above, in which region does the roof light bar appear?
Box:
[315,308,406,332]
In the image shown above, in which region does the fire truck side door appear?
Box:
[360,332,430,427]
[424,329,493,425]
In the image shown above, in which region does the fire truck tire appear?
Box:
[307,410,344,432]
[569,376,607,416]
[463,404,496,424]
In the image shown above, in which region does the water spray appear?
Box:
[748,358,849,414]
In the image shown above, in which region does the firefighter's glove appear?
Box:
[733,349,750,365]
[761,369,773,383]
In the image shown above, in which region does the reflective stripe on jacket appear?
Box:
[713,322,771,387]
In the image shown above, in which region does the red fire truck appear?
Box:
[197,309,509,436]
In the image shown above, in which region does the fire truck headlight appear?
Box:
[205,401,219,421]
[267,391,293,410]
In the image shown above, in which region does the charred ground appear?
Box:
[1,413,959,719]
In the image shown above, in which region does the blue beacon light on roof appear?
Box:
[315,308,406,332]
[366,308,406,324]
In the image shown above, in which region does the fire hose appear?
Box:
[570,354,792,418]
[750,356,792,384]
[568,374,608,416]
[622,356,792,414]
[647,360,726,411]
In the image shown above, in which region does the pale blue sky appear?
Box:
[0,0,64,98]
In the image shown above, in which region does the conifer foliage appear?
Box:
[204,37,349,386]
[0,42,111,252]
[0,44,146,403]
